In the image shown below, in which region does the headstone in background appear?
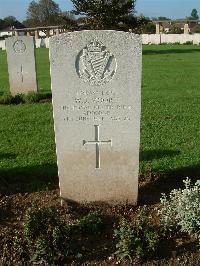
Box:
[50,30,142,204]
[1,40,6,50]
[35,39,41,48]
[40,38,46,48]
[45,38,49,48]
[6,36,38,95]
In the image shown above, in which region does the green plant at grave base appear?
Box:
[78,211,104,235]
[12,93,25,104]
[0,91,52,105]
[0,92,25,104]
[159,178,200,242]
[114,208,159,262]
[0,92,13,104]
[23,92,40,103]
[24,205,71,264]
[183,41,193,45]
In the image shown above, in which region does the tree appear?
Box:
[59,11,78,30]
[3,16,17,26]
[0,16,25,29]
[191,8,199,20]
[157,16,171,21]
[193,25,200,33]
[142,22,156,34]
[71,0,136,30]
[26,0,61,26]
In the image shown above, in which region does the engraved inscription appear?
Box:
[13,40,26,54]
[77,40,117,86]
[83,125,112,169]
[62,89,133,123]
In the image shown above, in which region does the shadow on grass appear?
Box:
[143,48,200,55]
[0,163,58,195]
[1,151,200,207]
[0,153,17,160]
[140,149,180,161]
[139,163,200,205]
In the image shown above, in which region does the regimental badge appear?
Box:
[77,40,117,86]
[13,40,26,54]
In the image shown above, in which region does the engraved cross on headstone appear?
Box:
[83,125,112,169]
[17,65,27,83]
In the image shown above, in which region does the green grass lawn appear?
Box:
[0,45,200,193]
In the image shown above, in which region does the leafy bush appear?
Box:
[24,205,71,264]
[114,208,159,262]
[78,211,104,235]
[159,178,200,237]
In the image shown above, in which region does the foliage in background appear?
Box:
[26,0,62,27]
[168,27,184,34]
[142,22,156,34]
[71,0,138,30]
[193,25,200,33]
[114,208,160,262]
[191,8,199,20]
[0,16,25,31]
[159,178,200,241]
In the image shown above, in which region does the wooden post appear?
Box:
[156,23,161,34]
[35,30,39,39]
[184,24,189,34]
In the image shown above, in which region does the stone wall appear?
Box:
[1,34,200,50]
[142,34,200,45]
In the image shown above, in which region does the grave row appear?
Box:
[5,32,142,205]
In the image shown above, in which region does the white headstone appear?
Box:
[6,36,38,95]
[35,38,41,48]
[50,30,142,204]
[45,38,49,48]
[1,40,6,50]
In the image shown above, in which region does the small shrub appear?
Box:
[24,205,71,264]
[183,41,193,45]
[114,208,159,262]
[38,92,52,101]
[78,212,104,235]
[0,93,13,104]
[159,178,200,237]
[23,92,40,103]
[12,93,25,104]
